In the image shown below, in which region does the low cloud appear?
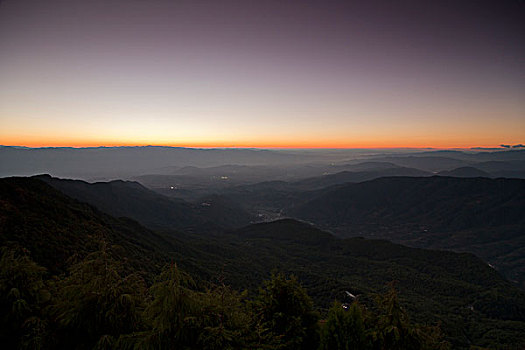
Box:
[500,144,525,149]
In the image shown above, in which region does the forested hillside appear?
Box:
[292,176,525,232]
[35,174,252,231]
[290,176,525,288]
[1,177,525,349]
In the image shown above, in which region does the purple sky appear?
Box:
[0,0,524,147]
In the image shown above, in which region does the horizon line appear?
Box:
[1,144,519,151]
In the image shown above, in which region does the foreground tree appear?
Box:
[0,246,49,349]
[197,284,255,349]
[52,244,147,349]
[371,283,450,350]
[320,301,369,350]
[253,272,320,350]
[319,284,450,350]
[136,263,201,349]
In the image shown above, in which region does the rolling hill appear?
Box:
[291,167,432,190]
[34,174,252,230]
[437,166,492,178]
[290,176,525,288]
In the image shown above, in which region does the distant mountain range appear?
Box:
[360,156,468,172]
[290,167,432,190]
[0,146,314,179]
[1,146,524,181]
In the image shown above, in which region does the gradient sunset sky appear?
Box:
[0,0,523,148]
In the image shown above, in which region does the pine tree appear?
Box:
[254,272,320,350]
[197,284,252,349]
[0,246,49,349]
[371,283,450,350]
[320,301,369,350]
[53,243,146,348]
[137,263,201,349]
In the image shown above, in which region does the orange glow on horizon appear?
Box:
[1,137,516,150]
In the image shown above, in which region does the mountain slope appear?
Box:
[0,176,250,281]
[224,220,525,348]
[290,176,525,288]
[291,176,525,231]
[0,176,175,275]
[35,175,252,230]
[437,166,492,178]
[364,156,470,172]
[291,167,432,190]
[205,167,432,218]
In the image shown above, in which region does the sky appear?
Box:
[0,0,524,148]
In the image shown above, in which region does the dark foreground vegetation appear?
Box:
[1,245,450,349]
[1,176,524,349]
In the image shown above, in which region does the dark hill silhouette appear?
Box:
[291,167,431,190]
[336,161,400,171]
[363,156,470,172]
[474,160,525,179]
[290,176,525,287]
[437,166,492,178]
[291,176,525,232]
[476,160,525,172]
[210,167,433,215]
[35,174,252,230]
[376,149,525,162]
[0,176,178,275]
